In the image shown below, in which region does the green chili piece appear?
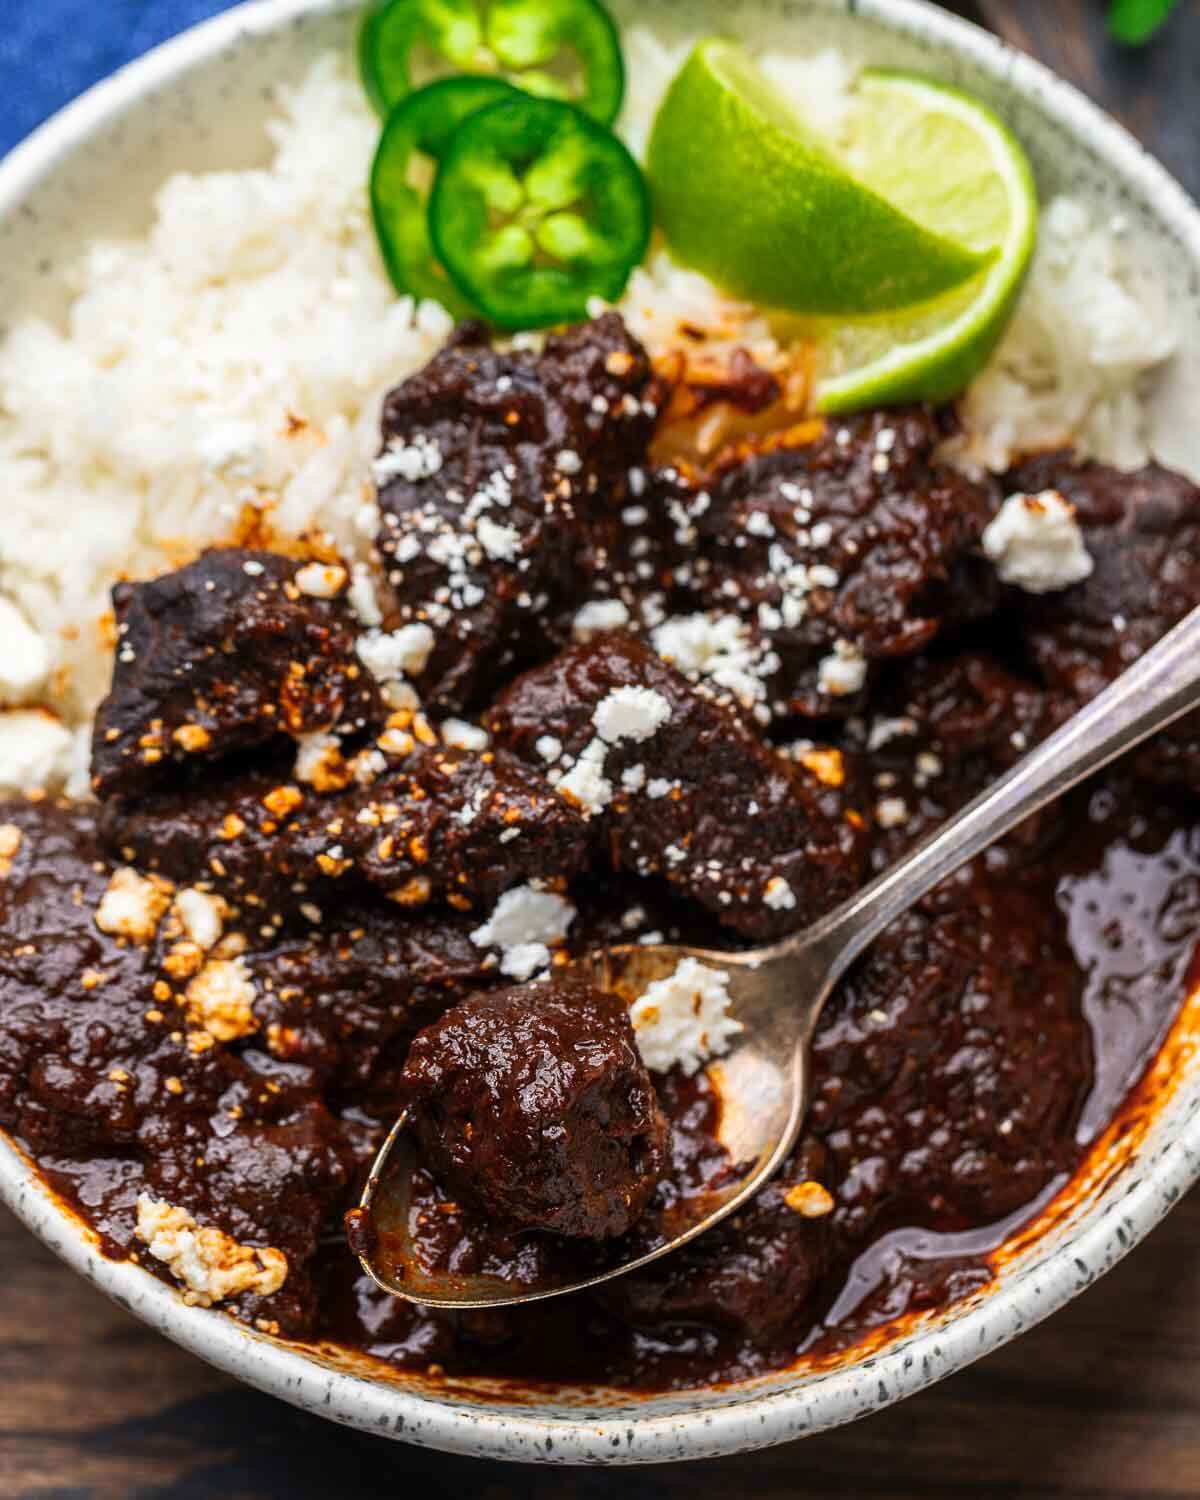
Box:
[359,0,625,124]
[428,93,650,331]
[370,76,519,312]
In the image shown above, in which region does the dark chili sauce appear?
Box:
[4,314,1200,1393]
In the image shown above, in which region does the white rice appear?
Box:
[0,30,1178,791]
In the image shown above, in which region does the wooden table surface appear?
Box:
[5,3,1200,1496]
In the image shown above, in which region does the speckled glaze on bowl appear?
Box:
[3,0,1200,1466]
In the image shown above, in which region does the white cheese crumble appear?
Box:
[0,709,74,793]
[470,885,576,980]
[293,730,344,788]
[346,562,383,627]
[817,639,868,697]
[982,490,1095,594]
[372,433,443,485]
[593,686,671,745]
[0,598,50,702]
[622,764,647,793]
[556,740,613,817]
[763,875,797,911]
[476,515,521,562]
[173,889,227,952]
[651,612,774,714]
[875,796,910,830]
[135,1196,287,1307]
[441,719,490,752]
[535,735,563,763]
[356,623,435,682]
[294,562,348,599]
[555,448,583,475]
[497,942,553,981]
[95,867,174,945]
[0,823,21,879]
[185,956,259,1042]
[866,715,917,752]
[629,958,743,1077]
[572,599,631,641]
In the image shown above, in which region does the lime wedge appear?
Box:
[813,70,1038,411]
[646,39,990,318]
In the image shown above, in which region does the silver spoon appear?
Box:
[353,603,1200,1309]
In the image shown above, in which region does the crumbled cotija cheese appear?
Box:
[294,562,348,599]
[441,719,490,751]
[173,889,228,952]
[817,639,867,697]
[629,958,743,1076]
[94,867,174,945]
[293,730,347,791]
[982,490,1094,594]
[470,885,576,980]
[572,599,631,640]
[135,1196,288,1307]
[651,613,772,715]
[185,956,259,1041]
[0,823,21,878]
[372,433,443,485]
[556,739,614,817]
[476,516,521,562]
[346,561,383,626]
[592,686,671,744]
[763,875,797,911]
[356,623,435,682]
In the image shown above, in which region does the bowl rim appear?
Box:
[4,0,1200,1467]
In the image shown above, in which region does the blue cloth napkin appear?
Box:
[0,0,242,157]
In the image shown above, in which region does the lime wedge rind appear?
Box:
[814,70,1039,412]
[647,40,992,319]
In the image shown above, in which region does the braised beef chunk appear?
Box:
[488,633,867,940]
[657,408,999,719]
[599,1141,834,1340]
[240,905,496,1109]
[1007,452,1200,699]
[91,549,380,797]
[850,652,1070,873]
[1006,452,1200,791]
[401,975,668,1239]
[374,314,657,711]
[100,745,592,916]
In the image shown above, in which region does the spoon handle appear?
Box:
[800,602,1200,988]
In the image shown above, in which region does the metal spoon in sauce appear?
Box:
[353,604,1200,1309]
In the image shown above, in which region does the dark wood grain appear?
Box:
[4,5,1200,1496]
[952,0,1200,201]
[5,1188,1200,1499]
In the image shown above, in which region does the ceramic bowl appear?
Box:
[3,0,1200,1466]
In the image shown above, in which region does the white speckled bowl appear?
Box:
[3,0,1200,1467]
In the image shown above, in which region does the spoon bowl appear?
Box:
[356,603,1200,1309]
[353,940,822,1308]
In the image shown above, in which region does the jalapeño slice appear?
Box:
[371,76,519,312]
[359,0,625,124]
[428,93,650,331]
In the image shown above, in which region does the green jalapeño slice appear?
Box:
[428,93,650,330]
[359,0,625,125]
[371,76,519,312]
